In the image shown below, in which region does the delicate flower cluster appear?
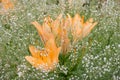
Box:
[25,13,97,72]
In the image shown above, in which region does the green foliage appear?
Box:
[0,0,120,80]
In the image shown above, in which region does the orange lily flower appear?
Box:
[1,0,14,10]
[46,15,70,53]
[31,14,97,54]
[31,14,70,54]
[32,14,64,45]
[43,14,63,38]
[66,14,97,44]
[80,18,98,38]
[31,21,55,44]
[25,14,98,71]
[59,18,70,54]
[25,38,61,71]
